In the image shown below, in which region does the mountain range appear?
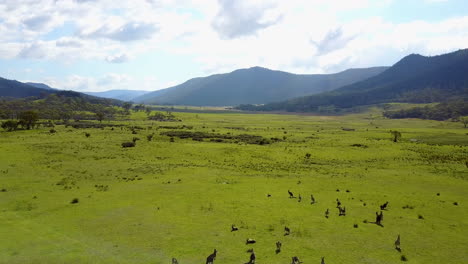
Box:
[0,77,121,106]
[1,49,466,112]
[133,66,389,106]
[85,90,150,101]
[241,49,468,112]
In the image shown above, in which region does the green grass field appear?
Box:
[1,111,467,264]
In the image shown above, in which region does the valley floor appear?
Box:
[0,112,467,264]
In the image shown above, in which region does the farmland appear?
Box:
[0,111,467,264]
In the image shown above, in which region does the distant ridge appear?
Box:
[243,49,468,112]
[85,90,150,101]
[0,77,122,105]
[26,82,57,90]
[134,66,389,106]
[0,77,54,98]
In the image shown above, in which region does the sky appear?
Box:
[0,0,467,92]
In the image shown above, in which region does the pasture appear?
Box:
[0,111,467,264]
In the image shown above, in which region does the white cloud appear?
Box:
[1,0,468,92]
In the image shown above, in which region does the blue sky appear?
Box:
[0,0,467,92]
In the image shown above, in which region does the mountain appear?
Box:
[0,77,122,106]
[25,82,58,90]
[134,66,389,106]
[85,90,150,101]
[0,77,55,98]
[245,49,468,112]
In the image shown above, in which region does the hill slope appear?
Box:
[0,78,55,98]
[134,66,388,106]
[25,82,58,90]
[248,49,468,112]
[0,77,122,106]
[85,90,150,101]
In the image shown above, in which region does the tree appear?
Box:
[460,116,468,128]
[18,111,39,130]
[1,120,19,131]
[60,111,72,123]
[145,107,152,116]
[95,112,105,123]
[123,102,132,113]
[134,104,145,112]
[390,130,402,142]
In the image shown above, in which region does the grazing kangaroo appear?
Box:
[288,190,294,198]
[338,206,346,216]
[321,257,325,264]
[206,249,217,264]
[275,241,282,254]
[284,226,291,236]
[395,234,401,251]
[336,198,341,207]
[231,224,239,232]
[246,238,256,244]
[291,256,302,264]
[245,250,256,264]
[172,257,178,264]
[325,208,329,218]
[380,201,389,210]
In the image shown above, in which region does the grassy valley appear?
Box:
[1,110,467,263]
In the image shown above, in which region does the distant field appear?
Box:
[1,111,467,264]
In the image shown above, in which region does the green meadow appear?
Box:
[0,111,467,264]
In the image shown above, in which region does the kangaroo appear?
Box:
[245,250,256,264]
[380,201,389,210]
[288,190,294,198]
[395,234,401,251]
[336,198,341,208]
[246,238,256,245]
[275,241,282,254]
[291,256,302,264]
[206,249,217,264]
[231,224,239,232]
[284,226,291,236]
[338,206,346,216]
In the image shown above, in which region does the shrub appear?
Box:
[1,120,19,131]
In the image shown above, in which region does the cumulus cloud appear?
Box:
[17,42,48,59]
[105,53,130,63]
[22,15,53,31]
[212,0,282,39]
[81,21,159,42]
[55,38,83,48]
[1,0,468,92]
[311,27,356,55]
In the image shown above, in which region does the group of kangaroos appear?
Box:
[170,190,401,263]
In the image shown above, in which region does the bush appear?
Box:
[1,120,19,132]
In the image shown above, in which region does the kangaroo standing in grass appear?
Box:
[395,234,401,251]
[206,249,217,264]
[246,250,256,264]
